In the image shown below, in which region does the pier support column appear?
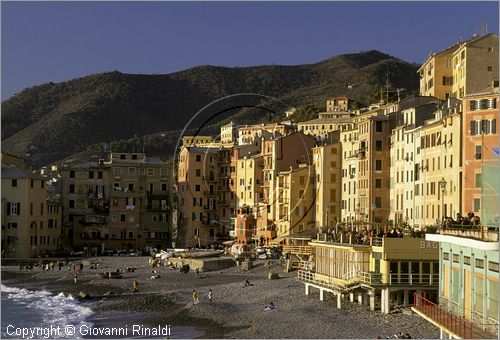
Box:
[382,288,390,314]
[357,293,363,305]
[337,293,342,309]
[349,292,354,303]
[380,289,385,313]
[305,284,310,296]
[320,289,324,301]
[403,289,409,307]
[369,294,375,311]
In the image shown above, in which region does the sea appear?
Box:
[1,284,204,339]
[1,284,93,338]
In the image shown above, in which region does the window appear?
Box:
[128,168,135,176]
[375,160,382,171]
[120,214,126,222]
[98,171,103,179]
[487,66,493,72]
[475,173,482,188]
[196,155,201,162]
[196,169,201,177]
[375,179,382,188]
[162,183,167,191]
[374,196,382,208]
[89,171,94,179]
[40,203,44,216]
[473,198,481,212]
[11,179,17,187]
[375,140,382,151]
[195,185,200,192]
[69,184,75,193]
[70,170,75,178]
[443,252,450,261]
[375,121,383,132]
[69,200,75,208]
[452,254,460,263]
[464,256,471,265]
[476,259,485,269]
[475,145,482,160]
[41,181,44,188]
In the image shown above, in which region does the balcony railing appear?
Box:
[297,270,347,292]
[388,273,438,286]
[412,294,498,339]
[439,225,499,242]
[282,245,312,255]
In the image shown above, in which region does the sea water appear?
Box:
[1,284,204,339]
[1,284,93,339]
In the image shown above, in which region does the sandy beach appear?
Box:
[1,256,440,339]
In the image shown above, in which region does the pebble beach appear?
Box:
[1,256,440,339]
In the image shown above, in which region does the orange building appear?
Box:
[462,89,499,218]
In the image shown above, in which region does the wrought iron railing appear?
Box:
[413,294,498,339]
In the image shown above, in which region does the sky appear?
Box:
[1,1,499,100]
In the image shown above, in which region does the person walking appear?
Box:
[192,290,199,304]
[207,289,213,303]
[133,280,139,293]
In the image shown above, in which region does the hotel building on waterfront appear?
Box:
[1,152,62,258]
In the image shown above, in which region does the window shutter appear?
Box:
[470,100,477,111]
[481,120,488,134]
[17,203,21,215]
[7,202,11,215]
[470,121,477,135]
[492,119,497,134]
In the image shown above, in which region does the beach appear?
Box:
[1,257,440,339]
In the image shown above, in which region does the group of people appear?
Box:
[192,289,213,304]
[325,227,406,244]
[443,212,481,228]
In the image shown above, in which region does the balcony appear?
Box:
[439,225,499,242]
[412,295,498,339]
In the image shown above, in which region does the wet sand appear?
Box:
[1,256,440,339]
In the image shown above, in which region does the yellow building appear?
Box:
[299,234,439,313]
[220,122,237,145]
[312,142,342,228]
[451,33,499,99]
[297,112,354,138]
[340,128,359,225]
[326,96,350,111]
[1,154,62,258]
[236,154,264,212]
[418,45,458,99]
[177,147,219,247]
[417,104,463,227]
[181,135,216,147]
[276,165,316,239]
[237,123,294,145]
[389,102,438,227]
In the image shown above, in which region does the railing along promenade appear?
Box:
[412,294,498,339]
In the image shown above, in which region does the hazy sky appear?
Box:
[2,1,498,99]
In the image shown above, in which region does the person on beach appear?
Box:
[133,280,139,293]
[208,289,213,303]
[264,302,276,311]
[192,290,199,304]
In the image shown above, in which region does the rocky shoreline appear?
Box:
[1,256,440,339]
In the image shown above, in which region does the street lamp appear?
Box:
[439,177,447,228]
